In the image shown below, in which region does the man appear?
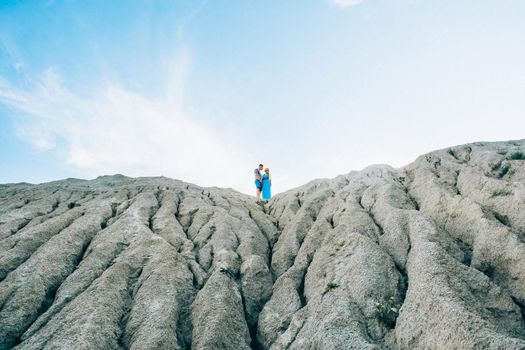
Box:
[254,163,264,200]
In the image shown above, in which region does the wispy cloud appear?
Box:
[0,51,250,190]
[330,0,364,7]
[0,36,27,76]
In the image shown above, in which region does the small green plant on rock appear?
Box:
[219,266,235,278]
[374,296,399,328]
[323,282,339,295]
[509,151,525,160]
[491,189,512,197]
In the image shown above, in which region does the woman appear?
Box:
[261,168,272,200]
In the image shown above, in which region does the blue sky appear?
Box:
[1,0,524,194]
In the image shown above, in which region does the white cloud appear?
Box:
[0,52,251,192]
[330,0,364,7]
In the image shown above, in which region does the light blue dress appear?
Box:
[262,173,271,199]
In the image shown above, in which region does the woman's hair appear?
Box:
[265,168,270,173]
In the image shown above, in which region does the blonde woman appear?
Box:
[261,168,272,200]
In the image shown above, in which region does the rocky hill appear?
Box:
[0,140,524,349]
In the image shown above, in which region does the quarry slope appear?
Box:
[0,140,524,349]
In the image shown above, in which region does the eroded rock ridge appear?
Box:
[1,140,524,349]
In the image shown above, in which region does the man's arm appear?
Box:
[254,169,261,181]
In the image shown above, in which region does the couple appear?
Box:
[254,163,272,201]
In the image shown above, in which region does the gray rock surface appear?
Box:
[0,140,524,349]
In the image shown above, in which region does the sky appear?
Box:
[1,0,524,195]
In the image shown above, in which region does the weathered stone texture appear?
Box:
[0,140,524,349]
